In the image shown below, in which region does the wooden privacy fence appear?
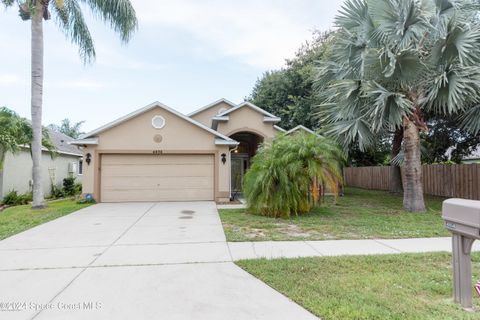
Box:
[343,164,480,200]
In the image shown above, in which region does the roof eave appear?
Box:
[263,117,281,123]
[215,138,239,146]
[187,98,237,117]
[69,138,99,146]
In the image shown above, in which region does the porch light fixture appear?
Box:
[221,153,227,164]
[85,153,92,165]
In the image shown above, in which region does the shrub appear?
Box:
[17,192,32,204]
[51,185,65,199]
[63,176,76,196]
[77,197,96,204]
[243,133,345,218]
[1,190,32,206]
[2,190,19,205]
[74,183,82,195]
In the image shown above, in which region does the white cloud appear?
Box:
[132,0,342,69]
[46,79,107,89]
[0,74,24,86]
[95,44,167,71]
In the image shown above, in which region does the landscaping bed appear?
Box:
[219,188,447,241]
[0,199,93,240]
[237,252,480,320]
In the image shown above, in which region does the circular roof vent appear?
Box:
[218,107,227,115]
[152,115,166,129]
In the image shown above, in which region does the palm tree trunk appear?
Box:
[402,117,425,212]
[31,3,45,208]
[389,128,403,193]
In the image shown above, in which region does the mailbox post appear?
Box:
[442,198,480,310]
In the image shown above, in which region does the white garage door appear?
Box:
[101,154,214,202]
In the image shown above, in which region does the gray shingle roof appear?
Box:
[465,145,480,160]
[47,129,82,156]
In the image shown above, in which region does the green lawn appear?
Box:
[219,188,447,241]
[0,199,92,240]
[238,253,480,320]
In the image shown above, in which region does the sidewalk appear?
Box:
[227,237,480,260]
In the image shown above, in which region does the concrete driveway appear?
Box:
[0,202,316,320]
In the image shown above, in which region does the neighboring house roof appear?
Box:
[47,129,83,156]
[73,101,238,146]
[217,101,279,120]
[22,120,82,157]
[464,145,480,160]
[187,98,237,117]
[285,125,319,136]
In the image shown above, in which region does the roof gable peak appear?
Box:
[218,101,279,119]
[187,98,237,117]
[79,101,236,143]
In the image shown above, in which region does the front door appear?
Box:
[231,154,249,195]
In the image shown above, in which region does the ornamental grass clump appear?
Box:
[243,133,345,218]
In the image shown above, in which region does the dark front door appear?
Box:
[231,154,249,194]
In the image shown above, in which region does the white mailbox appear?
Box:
[442,198,480,310]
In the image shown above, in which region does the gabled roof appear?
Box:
[285,125,318,136]
[187,98,237,117]
[274,125,286,132]
[48,129,83,156]
[74,101,238,146]
[217,101,279,119]
[464,145,480,160]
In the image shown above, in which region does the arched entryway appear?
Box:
[230,131,264,196]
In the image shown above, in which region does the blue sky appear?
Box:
[1,0,343,132]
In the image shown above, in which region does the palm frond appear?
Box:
[459,104,480,135]
[426,64,480,114]
[431,17,480,66]
[368,0,430,50]
[80,0,137,42]
[362,81,413,131]
[52,0,96,63]
[1,0,15,7]
[336,0,373,33]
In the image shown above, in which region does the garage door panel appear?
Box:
[103,154,213,165]
[101,176,214,189]
[100,154,214,202]
[102,164,213,177]
[101,189,214,202]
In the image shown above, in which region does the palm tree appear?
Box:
[1,1,137,208]
[48,118,85,138]
[317,0,480,212]
[0,107,55,169]
[243,133,345,218]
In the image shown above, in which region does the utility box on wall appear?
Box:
[442,198,480,310]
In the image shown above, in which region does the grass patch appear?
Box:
[237,252,480,320]
[219,187,447,241]
[0,199,92,240]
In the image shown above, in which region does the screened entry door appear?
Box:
[231,154,249,194]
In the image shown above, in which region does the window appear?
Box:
[78,159,83,175]
[151,115,166,129]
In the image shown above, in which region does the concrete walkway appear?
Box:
[228,237,480,260]
[0,202,316,320]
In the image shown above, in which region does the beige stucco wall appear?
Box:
[190,102,233,128]
[0,150,82,199]
[216,107,279,140]
[81,106,231,201]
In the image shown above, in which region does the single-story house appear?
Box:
[71,99,316,203]
[0,129,83,199]
[462,146,480,164]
